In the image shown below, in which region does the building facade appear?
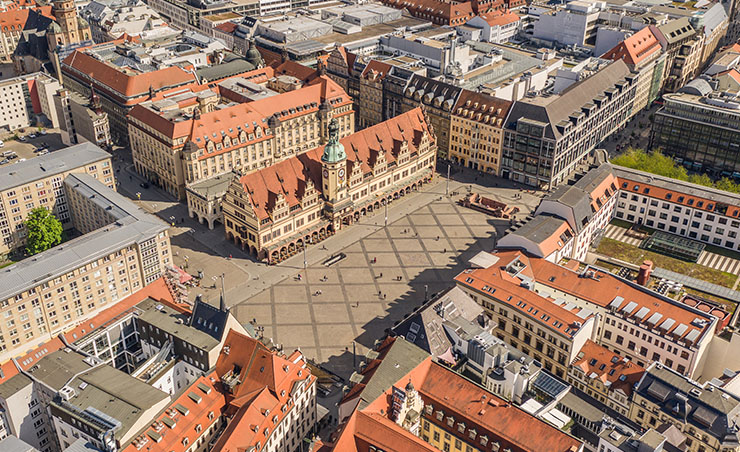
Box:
[53,87,111,148]
[449,90,512,173]
[0,143,113,254]
[0,169,171,362]
[613,165,740,252]
[629,362,740,452]
[501,59,636,188]
[128,73,354,200]
[602,27,666,113]
[61,42,199,144]
[455,252,597,379]
[223,108,436,263]
[402,75,462,160]
[568,339,645,416]
[650,86,740,178]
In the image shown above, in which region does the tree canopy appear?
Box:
[611,148,740,194]
[25,207,63,255]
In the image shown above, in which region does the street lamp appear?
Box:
[424,284,428,302]
[384,201,388,228]
[446,164,450,196]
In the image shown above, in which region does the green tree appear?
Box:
[687,173,714,187]
[715,178,740,193]
[25,207,63,255]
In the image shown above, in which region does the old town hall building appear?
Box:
[223,108,437,263]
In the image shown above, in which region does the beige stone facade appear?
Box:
[0,172,171,362]
[0,143,114,255]
[223,108,436,263]
[128,74,354,200]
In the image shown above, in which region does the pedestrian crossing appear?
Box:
[603,224,643,246]
[602,224,740,274]
[696,250,740,274]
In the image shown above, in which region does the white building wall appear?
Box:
[614,190,740,251]
[0,80,30,131]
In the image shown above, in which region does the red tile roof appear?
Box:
[477,10,520,26]
[361,60,393,81]
[379,0,475,25]
[517,250,715,344]
[455,251,592,338]
[571,339,645,397]
[62,47,197,102]
[453,89,512,127]
[215,22,237,33]
[719,68,740,84]
[0,6,52,31]
[212,331,315,452]
[129,75,352,159]
[601,27,662,67]
[123,372,226,452]
[236,107,432,221]
[62,277,180,344]
[334,358,583,452]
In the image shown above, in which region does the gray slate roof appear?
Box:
[504,214,570,247]
[634,362,740,443]
[0,142,110,192]
[0,373,33,400]
[393,286,483,357]
[0,436,38,452]
[505,60,632,140]
[137,297,220,351]
[356,338,429,411]
[542,162,616,232]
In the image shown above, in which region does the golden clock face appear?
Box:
[338,168,345,178]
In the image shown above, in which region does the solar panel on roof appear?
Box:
[609,296,624,309]
[635,307,650,319]
[622,301,638,314]
[660,318,676,330]
[647,312,663,325]
[673,323,689,337]
[685,329,701,343]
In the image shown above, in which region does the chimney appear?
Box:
[637,260,653,286]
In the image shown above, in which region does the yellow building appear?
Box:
[449,90,511,174]
[0,172,171,362]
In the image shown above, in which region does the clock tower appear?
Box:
[321,119,349,223]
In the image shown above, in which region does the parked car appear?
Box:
[139,182,150,189]
[28,133,36,139]
[0,140,4,148]
[18,136,26,141]
[39,130,47,135]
